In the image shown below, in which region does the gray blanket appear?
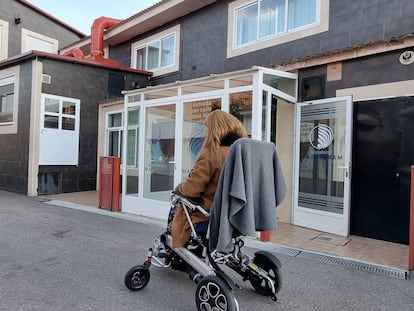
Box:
[209,138,287,252]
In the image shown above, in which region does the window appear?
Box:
[0,19,9,60]
[127,108,139,167]
[131,25,180,76]
[0,76,14,124]
[43,97,77,130]
[21,28,58,53]
[126,107,140,196]
[136,35,175,71]
[228,0,329,58]
[237,0,317,46]
[106,112,123,159]
[39,94,80,165]
[0,66,19,135]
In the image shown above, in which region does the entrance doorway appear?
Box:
[122,67,297,220]
[351,97,414,245]
[293,96,353,236]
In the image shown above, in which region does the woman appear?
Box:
[170,110,248,248]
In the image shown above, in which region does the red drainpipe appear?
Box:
[63,48,84,59]
[89,16,121,64]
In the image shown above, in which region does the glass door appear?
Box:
[181,98,221,182]
[143,104,176,202]
[293,96,352,236]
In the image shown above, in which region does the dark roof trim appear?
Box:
[0,50,153,76]
[16,0,87,38]
[274,34,414,71]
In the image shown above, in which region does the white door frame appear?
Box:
[293,96,353,236]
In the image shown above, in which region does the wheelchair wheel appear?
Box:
[249,252,282,297]
[195,276,239,311]
[124,265,150,291]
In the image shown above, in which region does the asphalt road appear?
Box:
[0,190,413,311]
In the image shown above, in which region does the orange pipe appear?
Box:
[90,17,121,59]
[63,48,84,59]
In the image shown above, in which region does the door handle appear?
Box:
[337,165,349,178]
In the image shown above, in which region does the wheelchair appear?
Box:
[124,190,282,311]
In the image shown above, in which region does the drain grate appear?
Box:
[244,239,301,257]
[243,238,409,280]
[296,251,408,280]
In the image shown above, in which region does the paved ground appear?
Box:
[1,190,414,311]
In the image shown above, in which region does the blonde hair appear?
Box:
[202,110,248,154]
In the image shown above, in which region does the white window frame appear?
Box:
[131,25,180,76]
[227,0,329,58]
[126,107,140,169]
[21,28,58,54]
[0,66,19,134]
[0,19,9,60]
[105,111,123,159]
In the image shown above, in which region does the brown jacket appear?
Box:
[170,145,230,248]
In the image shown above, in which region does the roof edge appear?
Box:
[17,0,87,38]
[0,50,153,76]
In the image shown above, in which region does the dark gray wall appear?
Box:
[0,0,84,58]
[110,0,414,85]
[0,62,32,193]
[296,50,414,101]
[39,59,105,193]
[38,58,148,193]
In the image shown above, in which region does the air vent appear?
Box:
[42,74,51,84]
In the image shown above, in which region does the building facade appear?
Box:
[97,0,414,245]
[0,0,151,195]
[4,0,414,246]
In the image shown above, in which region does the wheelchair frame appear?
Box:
[124,191,282,311]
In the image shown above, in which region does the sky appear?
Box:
[29,0,161,35]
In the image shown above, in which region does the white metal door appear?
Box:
[293,96,353,236]
[139,103,177,218]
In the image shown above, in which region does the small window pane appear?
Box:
[147,41,160,70]
[230,91,253,136]
[108,131,120,157]
[62,117,75,130]
[161,35,174,67]
[0,82,13,94]
[229,75,253,88]
[136,48,146,70]
[236,3,258,45]
[45,98,59,113]
[128,108,139,125]
[109,113,122,127]
[0,91,13,123]
[44,115,59,129]
[63,101,76,115]
[259,0,286,37]
[288,0,316,30]
[259,0,277,38]
[26,35,54,53]
[127,129,137,166]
